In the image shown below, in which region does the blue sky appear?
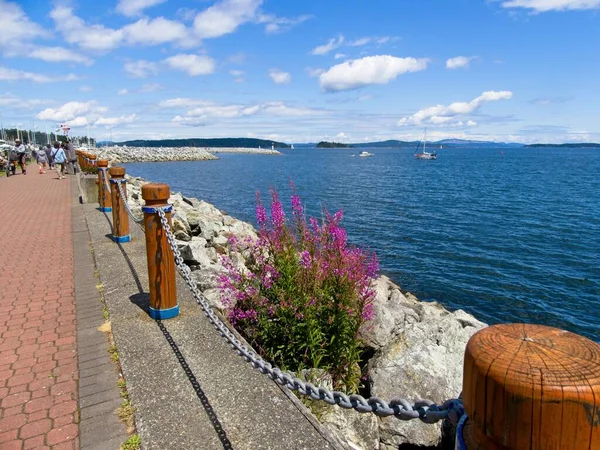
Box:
[1,0,599,144]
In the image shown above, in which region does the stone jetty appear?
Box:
[122,174,487,449]
[92,146,281,163]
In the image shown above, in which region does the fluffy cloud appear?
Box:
[164,54,215,76]
[50,6,197,52]
[0,66,79,83]
[163,98,326,124]
[446,56,476,69]
[37,101,107,122]
[501,0,600,12]
[122,17,199,46]
[398,91,513,126]
[194,0,262,38]
[95,114,138,126]
[334,53,346,60]
[26,47,93,65]
[319,55,429,92]
[124,60,159,78]
[117,0,166,16]
[268,69,291,84]
[0,0,48,48]
[311,35,345,55]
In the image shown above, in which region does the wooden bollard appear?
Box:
[88,154,97,170]
[97,160,112,212]
[108,166,130,243]
[141,183,178,320]
[458,323,600,450]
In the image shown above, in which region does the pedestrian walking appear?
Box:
[14,139,27,175]
[65,139,77,175]
[36,146,48,173]
[45,144,54,168]
[51,142,67,179]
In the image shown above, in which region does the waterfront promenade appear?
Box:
[0,170,127,449]
[0,167,341,449]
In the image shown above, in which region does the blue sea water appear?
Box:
[125,147,600,342]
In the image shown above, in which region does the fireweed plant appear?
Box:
[218,185,379,392]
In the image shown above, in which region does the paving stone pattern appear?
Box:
[0,170,79,449]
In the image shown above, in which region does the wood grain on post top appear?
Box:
[462,323,600,450]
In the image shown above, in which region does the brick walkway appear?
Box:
[0,169,79,449]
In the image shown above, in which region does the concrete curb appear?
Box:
[71,178,130,450]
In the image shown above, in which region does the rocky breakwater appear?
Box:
[93,146,282,163]
[124,175,487,450]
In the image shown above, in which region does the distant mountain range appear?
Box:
[95,138,600,149]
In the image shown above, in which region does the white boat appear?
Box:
[271,143,275,151]
[291,144,294,149]
[415,128,437,160]
[359,151,374,157]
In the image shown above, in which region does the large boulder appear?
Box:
[172,212,192,241]
[177,237,210,265]
[321,407,380,450]
[361,276,420,350]
[369,301,486,448]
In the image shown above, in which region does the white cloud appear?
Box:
[139,83,162,92]
[124,60,159,78]
[51,6,124,52]
[123,17,198,47]
[268,69,291,84]
[349,37,371,47]
[0,0,48,48]
[118,89,129,95]
[194,0,262,38]
[0,94,48,109]
[334,53,346,60]
[50,6,197,52]
[446,56,476,69]
[467,120,478,127]
[117,0,166,16]
[398,91,513,127]
[37,101,107,122]
[319,55,429,92]
[256,14,312,34]
[79,86,93,92]
[69,116,89,127]
[311,35,344,55]
[28,47,93,65]
[95,114,138,126]
[164,54,215,76]
[163,99,325,122]
[501,0,600,12]
[0,66,79,83]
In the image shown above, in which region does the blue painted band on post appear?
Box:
[149,304,179,320]
[455,414,468,450]
[111,235,131,243]
[142,205,173,213]
[98,207,112,212]
[109,179,126,184]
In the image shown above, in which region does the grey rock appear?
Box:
[321,407,380,450]
[177,238,211,265]
[369,297,486,447]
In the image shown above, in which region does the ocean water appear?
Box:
[125,147,600,342]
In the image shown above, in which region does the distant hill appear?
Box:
[349,139,524,148]
[112,138,289,148]
[525,143,600,148]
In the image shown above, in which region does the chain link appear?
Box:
[154,207,463,424]
[115,181,145,224]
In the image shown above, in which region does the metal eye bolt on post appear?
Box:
[109,166,130,243]
[97,159,112,212]
[141,183,179,320]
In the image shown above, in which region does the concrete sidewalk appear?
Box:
[82,198,345,449]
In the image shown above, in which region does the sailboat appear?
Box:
[415,128,437,160]
[291,144,294,149]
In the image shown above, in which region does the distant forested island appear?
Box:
[317,141,353,148]
[107,138,289,148]
[524,143,600,148]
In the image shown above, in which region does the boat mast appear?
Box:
[423,128,427,153]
